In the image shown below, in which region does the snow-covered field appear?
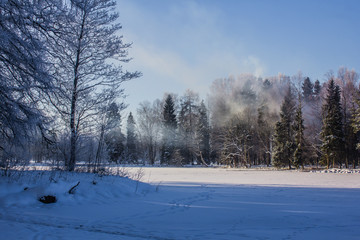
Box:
[1,167,360,239]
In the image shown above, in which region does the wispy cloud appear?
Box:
[118,0,267,108]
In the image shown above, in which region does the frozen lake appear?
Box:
[1,167,360,239]
[126,167,360,188]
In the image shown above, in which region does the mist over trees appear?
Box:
[131,69,359,169]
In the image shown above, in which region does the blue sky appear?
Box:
[117,0,360,112]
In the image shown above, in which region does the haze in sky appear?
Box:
[117,0,360,112]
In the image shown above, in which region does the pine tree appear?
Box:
[256,104,273,166]
[196,101,211,165]
[351,96,360,168]
[102,103,124,164]
[262,79,272,90]
[302,77,314,102]
[272,86,296,169]
[347,107,358,168]
[320,79,344,168]
[161,95,178,165]
[352,98,360,148]
[126,112,137,162]
[293,95,305,169]
[105,130,125,163]
[272,122,286,168]
[314,80,321,97]
[178,90,200,165]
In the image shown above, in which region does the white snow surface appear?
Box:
[1,167,360,239]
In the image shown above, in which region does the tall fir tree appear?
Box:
[196,101,211,165]
[256,104,272,166]
[161,95,178,164]
[313,80,321,97]
[351,96,360,168]
[293,95,305,169]
[178,90,200,165]
[126,112,137,162]
[96,102,124,168]
[351,97,360,148]
[346,107,359,168]
[302,77,314,102]
[272,86,296,169]
[320,79,344,168]
[105,130,125,163]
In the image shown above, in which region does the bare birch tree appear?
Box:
[46,0,140,171]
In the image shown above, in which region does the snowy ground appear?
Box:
[1,167,360,239]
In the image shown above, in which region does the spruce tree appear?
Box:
[272,86,296,169]
[352,99,360,147]
[320,79,344,168]
[196,101,211,165]
[262,79,272,90]
[256,104,272,166]
[161,95,178,165]
[293,95,305,169]
[178,90,200,165]
[351,96,360,168]
[272,121,286,168]
[98,102,124,165]
[103,103,125,163]
[314,80,321,97]
[126,112,137,162]
[302,77,314,102]
[105,130,125,163]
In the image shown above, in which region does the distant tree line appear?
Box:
[126,69,359,169]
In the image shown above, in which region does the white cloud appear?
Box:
[131,41,266,95]
[117,0,267,108]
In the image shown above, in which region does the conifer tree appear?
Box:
[96,102,123,168]
[293,95,305,169]
[256,104,273,166]
[178,90,200,165]
[320,79,344,168]
[272,122,286,168]
[262,79,272,90]
[126,112,137,162]
[105,130,125,163]
[351,96,360,168]
[196,101,211,165]
[314,80,321,97]
[102,103,125,164]
[347,107,358,168]
[272,86,296,169]
[161,95,178,164]
[302,77,314,102]
[352,99,360,148]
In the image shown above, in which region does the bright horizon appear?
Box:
[117,0,360,114]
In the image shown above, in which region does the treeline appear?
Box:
[119,70,359,169]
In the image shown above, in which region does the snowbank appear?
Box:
[0,170,152,208]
